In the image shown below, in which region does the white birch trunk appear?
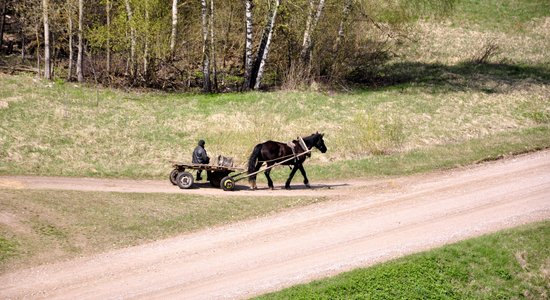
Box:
[170,0,178,55]
[201,0,211,92]
[68,1,73,80]
[42,0,51,79]
[124,0,136,78]
[35,26,40,76]
[253,0,280,90]
[76,0,84,82]
[210,0,218,91]
[242,0,253,90]
[144,7,149,77]
[300,0,325,66]
[333,0,352,53]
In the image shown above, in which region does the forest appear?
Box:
[0,0,455,92]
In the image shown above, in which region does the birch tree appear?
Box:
[201,0,211,92]
[42,0,51,79]
[242,0,253,91]
[169,0,177,56]
[143,4,149,77]
[333,0,353,53]
[124,0,136,78]
[67,0,74,80]
[76,0,83,82]
[251,0,280,90]
[210,0,218,91]
[0,0,7,49]
[300,0,325,67]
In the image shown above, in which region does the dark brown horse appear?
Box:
[247,132,327,190]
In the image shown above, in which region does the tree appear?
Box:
[124,0,136,78]
[76,0,83,82]
[242,0,253,91]
[300,0,325,68]
[66,0,74,80]
[251,0,280,90]
[201,0,211,92]
[42,0,51,79]
[210,0,218,91]
[106,0,111,74]
[0,0,8,49]
[333,0,353,54]
[169,0,177,56]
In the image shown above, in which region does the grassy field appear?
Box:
[0,0,548,280]
[256,221,550,299]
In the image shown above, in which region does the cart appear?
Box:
[169,160,244,191]
[170,145,313,191]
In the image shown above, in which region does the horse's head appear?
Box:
[306,132,327,153]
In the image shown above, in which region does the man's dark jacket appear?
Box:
[192,142,209,164]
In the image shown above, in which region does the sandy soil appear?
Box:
[0,150,549,299]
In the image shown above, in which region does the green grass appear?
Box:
[451,0,550,32]
[0,71,548,181]
[256,221,550,299]
[0,188,325,272]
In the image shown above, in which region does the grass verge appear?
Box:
[260,125,550,183]
[0,189,325,272]
[256,221,550,299]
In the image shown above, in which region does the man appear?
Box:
[192,139,210,180]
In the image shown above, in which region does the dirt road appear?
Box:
[1,150,549,299]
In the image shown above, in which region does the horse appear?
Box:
[247,132,327,190]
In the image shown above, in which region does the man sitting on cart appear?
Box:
[192,139,210,181]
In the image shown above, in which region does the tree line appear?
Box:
[0,0,455,92]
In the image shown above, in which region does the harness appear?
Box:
[261,137,309,163]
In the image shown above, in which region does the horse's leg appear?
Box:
[298,165,310,188]
[265,163,274,190]
[250,161,263,190]
[285,164,299,190]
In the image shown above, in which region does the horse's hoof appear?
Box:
[285,186,291,190]
[269,186,274,190]
[305,183,311,188]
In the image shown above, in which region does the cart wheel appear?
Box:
[176,172,194,189]
[169,169,179,185]
[221,176,235,191]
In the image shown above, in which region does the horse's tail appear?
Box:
[247,144,262,183]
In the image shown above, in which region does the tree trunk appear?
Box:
[170,0,177,56]
[0,0,7,49]
[201,0,211,92]
[106,0,111,74]
[124,0,136,79]
[242,0,253,91]
[35,26,40,77]
[300,0,325,67]
[210,0,218,91]
[333,0,352,53]
[76,0,84,82]
[67,0,73,80]
[252,0,280,90]
[222,1,234,69]
[20,20,25,59]
[42,0,51,79]
[144,7,149,78]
